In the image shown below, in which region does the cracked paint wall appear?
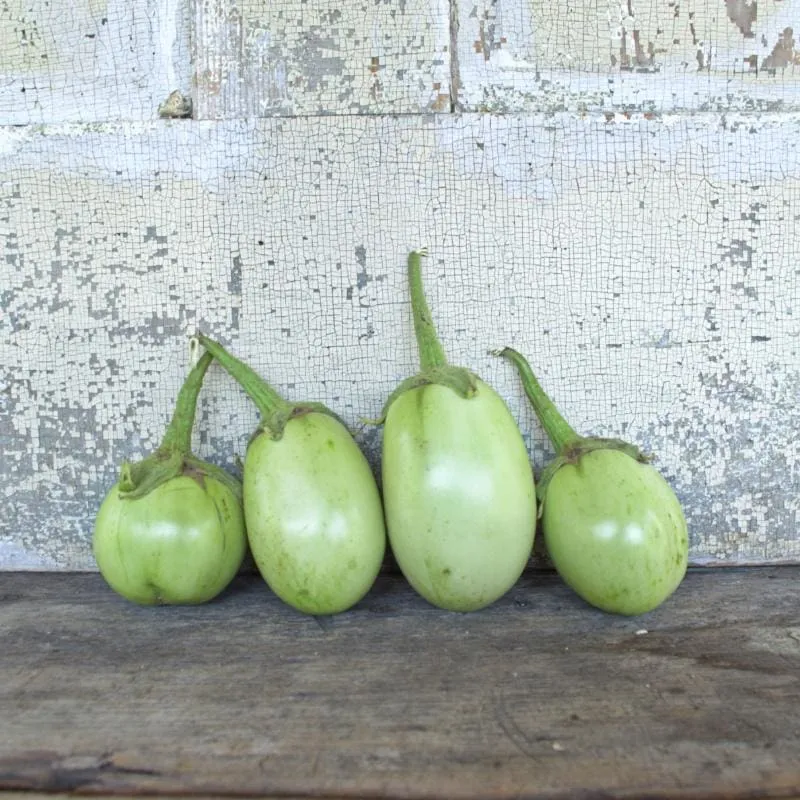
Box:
[0,0,191,123]
[2,115,798,569]
[457,0,800,111]
[0,0,799,570]
[192,0,452,118]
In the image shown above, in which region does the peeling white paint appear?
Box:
[457,0,800,112]
[158,0,183,93]
[0,0,192,124]
[192,0,452,119]
[1,115,798,570]
[0,541,59,570]
[0,127,27,156]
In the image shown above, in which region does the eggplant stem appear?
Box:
[188,335,201,366]
[408,249,447,371]
[158,350,213,455]
[196,334,290,422]
[498,347,580,454]
[118,462,136,493]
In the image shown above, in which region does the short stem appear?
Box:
[158,350,213,455]
[408,249,447,370]
[197,334,290,421]
[499,348,580,454]
[119,462,135,492]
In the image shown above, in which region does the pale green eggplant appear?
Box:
[94,349,246,605]
[197,335,386,616]
[378,250,537,612]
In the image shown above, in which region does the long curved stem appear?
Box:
[197,334,290,421]
[499,348,580,454]
[408,249,447,370]
[159,351,213,455]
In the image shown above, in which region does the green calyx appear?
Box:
[375,366,478,423]
[536,437,650,508]
[196,333,346,440]
[495,347,650,509]
[118,452,242,502]
[375,249,478,423]
[117,349,242,501]
[118,450,185,499]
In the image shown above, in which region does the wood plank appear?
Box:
[0,0,191,124]
[0,795,353,800]
[1,114,799,570]
[0,789,346,800]
[455,0,800,112]
[0,569,799,798]
[191,0,451,119]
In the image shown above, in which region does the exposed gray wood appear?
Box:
[456,0,800,112]
[0,568,799,798]
[2,115,799,570]
[191,0,451,119]
[0,0,191,124]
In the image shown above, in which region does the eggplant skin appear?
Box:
[544,448,689,616]
[93,474,246,605]
[382,379,537,612]
[244,412,386,615]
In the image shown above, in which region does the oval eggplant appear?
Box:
[379,250,536,612]
[498,347,689,616]
[93,349,247,605]
[197,334,386,616]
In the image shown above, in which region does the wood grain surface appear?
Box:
[1,568,798,798]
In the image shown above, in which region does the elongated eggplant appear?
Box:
[378,250,537,612]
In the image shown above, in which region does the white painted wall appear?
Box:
[457,0,800,111]
[0,0,191,123]
[0,0,798,569]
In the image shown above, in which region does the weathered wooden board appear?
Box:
[1,569,799,798]
[456,0,800,112]
[1,114,799,570]
[0,796,345,800]
[192,0,451,118]
[0,0,191,124]
[0,795,367,800]
[0,795,370,800]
